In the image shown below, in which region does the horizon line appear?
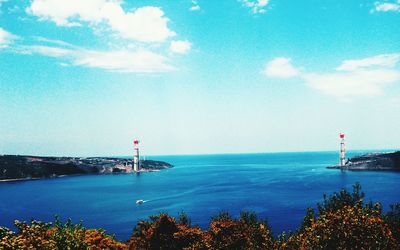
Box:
[2,148,399,158]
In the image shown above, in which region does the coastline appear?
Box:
[0,174,73,183]
[327,151,400,171]
[0,155,173,182]
[0,170,164,183]
[0,177,41,183]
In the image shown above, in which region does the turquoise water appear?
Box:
[1,151,400,240]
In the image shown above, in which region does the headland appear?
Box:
[0,155,173,182]
[327,151,400,171]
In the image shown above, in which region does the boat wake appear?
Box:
[136,199,148,204]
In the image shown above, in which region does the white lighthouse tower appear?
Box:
[339,133,346,167]
[133,139,140,172]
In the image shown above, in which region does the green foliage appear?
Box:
[385,203,400,242]
[205,211,274,249]
[51,215,87,250]
[0,226,12,239]
[300,207,316,230]
[239,211,258,225]
[284,205,398,249]
[211,211,232,221]
[283,183,398,249]
[0,220,57,249]
[129,213,204,249]
[0,217,126,249]
[317,182,365,213]
[178,211,191,227]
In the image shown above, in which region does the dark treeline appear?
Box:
[1,183,399,249]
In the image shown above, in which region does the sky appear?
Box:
[0,0,400,156]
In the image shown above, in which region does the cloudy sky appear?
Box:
[0,0,400,156]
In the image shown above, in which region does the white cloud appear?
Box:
[264,54,400,99]
[303,69,400,98]
[240,0,270,14]
[307,54,400,98]
[25,45,71,57]
[189,5,200,11]
[75,49,174,73]
[169,40,192,54]
[336,53,400,71]
[33,36,78,48]
[0,27,16,48]
[27,0,175,42]
[373,1,400,12]
[263,57,300,78]
[21,44,174,73]
[27,0,104,27]
[189,0,201,11]
[257,0,269,7]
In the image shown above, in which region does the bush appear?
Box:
[0,220,57,249]
[203,211,274,249]
[281,183,399,249]
[283,205,397,249]
[0,218,126,250]
[385,203,400,242]
[317,183,365,214]
[127,213,204,249]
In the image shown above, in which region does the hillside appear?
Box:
[0,155,173,181]
[328,151,400,171]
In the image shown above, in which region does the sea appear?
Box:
[1,151,400,241]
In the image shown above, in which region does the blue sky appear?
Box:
[0,0,400,156]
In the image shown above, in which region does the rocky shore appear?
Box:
[0,155,173,181]
[327,151,400,171]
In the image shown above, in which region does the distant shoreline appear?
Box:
[327,151,400,171]
[0,155,173,182]
[0,177,41,183]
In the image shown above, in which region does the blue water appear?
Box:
[1,151,400,240]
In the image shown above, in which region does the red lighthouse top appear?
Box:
[134,140,139,145]
[339,133,345,139]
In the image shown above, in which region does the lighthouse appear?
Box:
[133,139,140,172]
[339,133,346,167]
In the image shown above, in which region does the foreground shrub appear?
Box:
[203,211,274,249]
[0,218,126,250]
[127,211,274,250]
[385,203,400,243]
[280,183,399,249]
[128,213,204,249]
[282,205,397,249]
[0,220,57,249]
[82,229,127,250]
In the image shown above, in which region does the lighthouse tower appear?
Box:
[339,133,346,167]
[133,139,140,172]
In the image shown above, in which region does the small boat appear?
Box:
[136,199,145,204]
